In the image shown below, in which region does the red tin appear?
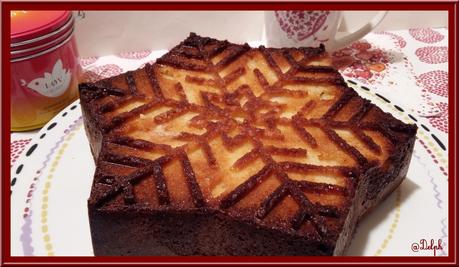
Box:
[11,11,81,131]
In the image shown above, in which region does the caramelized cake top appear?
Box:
[81,33,416,243]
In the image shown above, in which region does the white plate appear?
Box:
[10,82,449,256]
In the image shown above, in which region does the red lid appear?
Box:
[11,10,72,44]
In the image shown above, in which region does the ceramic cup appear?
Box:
[265,11,387,51]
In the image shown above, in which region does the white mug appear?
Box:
[264,11,387,51]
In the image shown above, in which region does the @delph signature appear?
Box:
[411,239,444,256]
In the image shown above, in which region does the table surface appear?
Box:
[11,27,449,164]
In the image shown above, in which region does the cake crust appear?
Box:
[80,33,417,256]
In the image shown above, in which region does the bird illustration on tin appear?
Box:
[20,59,72,98]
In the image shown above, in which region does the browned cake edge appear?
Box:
[82,105,415,256]
[80,35,417,256]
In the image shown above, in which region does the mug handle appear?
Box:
[330,11,388,51]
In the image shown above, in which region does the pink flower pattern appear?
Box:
[118,50,152,60]
[415,46,448,64]
[418,70,448,98]
[375,31,407,48]
[332,40,389,82]
[409,28,444,44]
[428,102,448,133]
[11,139,31,167]
[82,64,123,83]
[80,56,99,67]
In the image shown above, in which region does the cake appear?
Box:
[79,33,417,256]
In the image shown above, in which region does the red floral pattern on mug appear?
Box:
[415,46,448,64]
[82,64,123,83]
[418,70,448,97]
[332,41,389,82]
[275,11,330,42]
[409,28,444,44]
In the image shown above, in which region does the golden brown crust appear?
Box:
[80,33,417,256]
